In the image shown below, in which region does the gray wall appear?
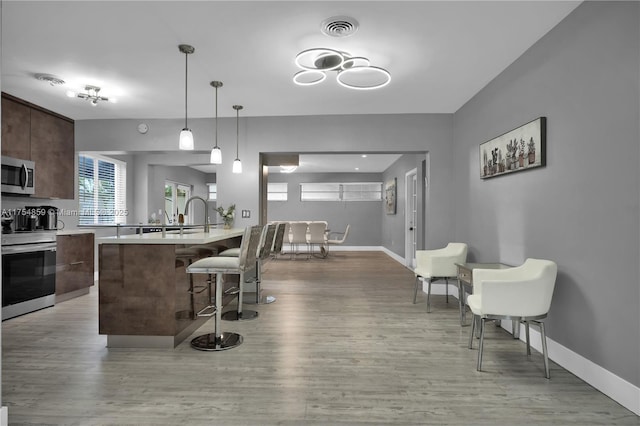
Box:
[382,154,428,258]
[268,172,383,246]
[452,2,639,386]
[75,113,455,249]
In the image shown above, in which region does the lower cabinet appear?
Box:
[56,233,95,301]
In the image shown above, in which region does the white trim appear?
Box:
[380,246,406,264]
[404,168,418,269]
[0,407,7,426]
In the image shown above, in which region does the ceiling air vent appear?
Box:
[320,16,359,38]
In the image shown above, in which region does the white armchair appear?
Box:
[467,258,558,378]
[412,243,468,313]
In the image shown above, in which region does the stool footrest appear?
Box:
[189,285,207,294]
[224,287,241,296]
[196,305,217,317]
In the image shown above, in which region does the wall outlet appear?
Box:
[242,210,250,218]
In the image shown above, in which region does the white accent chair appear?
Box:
[413,243,468,313]
[467,258,558,378]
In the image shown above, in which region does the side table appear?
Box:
[456,262,512,326]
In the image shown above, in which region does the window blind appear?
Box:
[78,154,126,225]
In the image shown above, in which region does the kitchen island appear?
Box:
[97,228,244,348]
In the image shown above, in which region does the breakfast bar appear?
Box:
[97,228,244,348]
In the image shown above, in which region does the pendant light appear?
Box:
[232,105,243,174]
[209,81,223,164]
[178,44,195,150]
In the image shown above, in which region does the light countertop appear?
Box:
[97,228,244,245]
[57,229,96,236]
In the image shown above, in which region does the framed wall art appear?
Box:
[480,117,546,179]
[385,178,397,215]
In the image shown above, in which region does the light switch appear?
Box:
[242,210,250,218]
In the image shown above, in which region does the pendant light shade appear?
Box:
[209,81,223,164]
[179,129,194,150]
[178,44,195,150]
[232,158,242,174]
[232,105,243,174]
[210,146,222,164]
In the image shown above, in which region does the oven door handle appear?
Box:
[2,243,56,255]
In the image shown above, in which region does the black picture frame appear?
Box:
[480,117,546,179]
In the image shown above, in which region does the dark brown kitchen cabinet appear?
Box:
[56,233,95,300]
[1,93,75,199]
[30,108,74,199]
[1,96,31,160]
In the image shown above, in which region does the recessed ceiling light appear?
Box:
[361,154,367,158]
[355,167,360,171]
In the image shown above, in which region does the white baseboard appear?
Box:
[380,246,406,265]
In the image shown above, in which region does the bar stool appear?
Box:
[246,223,277,305]
[217,224,279,304]
[175,247,207,320]
[187,225,263,351]
[271,222,287,260]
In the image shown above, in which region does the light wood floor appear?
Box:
[2,252,638,425]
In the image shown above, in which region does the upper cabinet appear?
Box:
[1,96,31,160]
[1,93,75,199]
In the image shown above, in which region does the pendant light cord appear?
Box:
[236,108,239,158]
[184,51,188,129]
[214,86,218,148]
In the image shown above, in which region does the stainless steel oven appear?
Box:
[1,156,35,195]
[2,231,56,320]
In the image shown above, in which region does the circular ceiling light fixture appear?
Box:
[293,70,327,86]
[341,56,370,69]
[295,48,344,71]
[337,66,391,90]
[35,73,65,86]
[292,48,390,90]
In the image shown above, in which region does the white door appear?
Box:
[405,169,418,268]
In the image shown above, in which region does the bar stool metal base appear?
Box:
[244,293,276,305]
[190,332,243,351]
[221,310,259,321]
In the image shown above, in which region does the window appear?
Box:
[300,183,340,201]
[342,182,383,201]
[207,183,217,201]
[300,182,382,201]
[78,154,127,225]
[267,182,288,201]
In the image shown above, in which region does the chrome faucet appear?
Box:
[184,196,210,233]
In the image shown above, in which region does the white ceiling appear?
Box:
[1,1,580,173]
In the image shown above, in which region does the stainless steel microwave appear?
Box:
[1,156,35,195]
